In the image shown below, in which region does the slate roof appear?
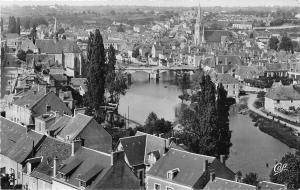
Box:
[266,63,288,71]
[70,78,87,87]
[0,116,27,156]
[6,130,45,163]
[204,30,231,43]
[47,114,72,133]
[20,38,37,51]
[13,86,47,109]
[147,148,235,188]
[216,74,239,84]
[50,74,68,82]
[118,135,147,166]
[258,181,286,190]
[29,137,72,182]
[54,113,93,140]
[56,147,111,187]
[35,39,81,54]
[204,177,256,190]
[266,85,300,100]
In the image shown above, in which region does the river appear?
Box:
[118,71,295,180]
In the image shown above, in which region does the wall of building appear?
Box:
[6,104,32,125]
[0,155,23,185]
[52,180,77,190]
[265,97,300,113]
[223,83,239,98]
[146,176,192,190]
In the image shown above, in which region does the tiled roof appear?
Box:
[56,147,111,187]
[204,177,256,190]
[148,148,235,188]
[88,157,140,190]
[47,114,72,133]
[266,85,300,100]
[7,130,45,163]
[50,74,68,82]
[13,86,47,108]
[30,137,72,182]
[258,181,286,190]
[20,38,37,51]
[35,39,81,54]
[0,116,26,155]
[204,30,231,43]
[119,135,146,166]
[70,78,87,87]
[216,74,239,84]
[266,63,288,71]
[55,113,93,140]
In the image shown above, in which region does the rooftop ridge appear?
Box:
[214,177,257,188]
[82,146,111,157]
[170,148,216,159]
[259,181,285,186]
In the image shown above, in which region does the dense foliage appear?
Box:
[270,152,300,189]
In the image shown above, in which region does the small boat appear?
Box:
[164,86,168,88]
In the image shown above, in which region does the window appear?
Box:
[276,100,280,104]
[79,181,86,187]
[233,91,235,94]
[166,187,173,190]
[154,183,161,190]
[291,100,293,103]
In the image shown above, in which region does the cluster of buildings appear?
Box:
[1,4,300,190]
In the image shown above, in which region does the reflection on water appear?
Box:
[119,71,294,180]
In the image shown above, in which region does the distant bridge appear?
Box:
[116,65,198,81]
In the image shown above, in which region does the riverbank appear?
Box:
[249,111,300,151]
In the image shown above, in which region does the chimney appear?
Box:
[53,156,58,177]
[203,160,209,172]
[26,124,35,132]
[216,56,219,65]
[225,57,228,65]
[222,66,224,74]
[210,172,216,182]
[111,150,125,166]
[220,155,225,165]
[71,138,82,156]
[235,174,240,182]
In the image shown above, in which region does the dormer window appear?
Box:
[79,180,86,188]
[167,168,180,180]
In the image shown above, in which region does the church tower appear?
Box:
[194,2,204,46]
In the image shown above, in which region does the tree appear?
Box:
[16,49,26,61]
[105,45,128,104]
[1,17,3,32]
[57,28,65,34]
[279,36,293,53]
[30,25,37,44]
[243,172,259,186]
[179,75,218,155]
[8,16,17,33]
[144,112,171,135]
[269,37,279,51]
[84,29,107,122]
[178,72,191,103]
[117,24,125,32]
[270,152,300,189]
[132,48,139,58]
[145,112,158,127]
[215,83,232,159]
[16,17,20,35]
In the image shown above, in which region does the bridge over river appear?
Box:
[116,65,197,82]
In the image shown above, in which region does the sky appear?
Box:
[1,0,300,7]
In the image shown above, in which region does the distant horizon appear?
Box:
[1,0,300,8]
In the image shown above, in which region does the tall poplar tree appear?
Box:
[216,83,232,159]
[84,29,107,122]
[179,75,218,155]
[16,17,20,35]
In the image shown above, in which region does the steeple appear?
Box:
[197,2,201,23]
[54,17,57,33]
